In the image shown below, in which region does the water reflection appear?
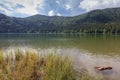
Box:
[0,34,120,56]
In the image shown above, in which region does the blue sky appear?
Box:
[0,0,120,17]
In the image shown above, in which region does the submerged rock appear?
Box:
[95,66,112,71]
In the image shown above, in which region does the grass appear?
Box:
[0,49,103,80]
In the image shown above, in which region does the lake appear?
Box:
[0,33,120,80]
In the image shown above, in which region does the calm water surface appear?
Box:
[0,34,120,80]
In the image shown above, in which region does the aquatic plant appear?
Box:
[0,49,103,80]
[0,49,73,80]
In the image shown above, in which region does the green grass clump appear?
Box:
[0,49,73,80]
[0,49,103,80]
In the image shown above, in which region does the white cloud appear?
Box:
[56,0,60,4]
[48,10,55,16]
[16,7,38,15]
[48,11,61,16]
[57,13,61,16]
[79,0,120,11]
[0,0,44,15]
[0,6,12,15]
[65,4,71,10]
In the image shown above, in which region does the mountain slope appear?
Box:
[0,7,120,34]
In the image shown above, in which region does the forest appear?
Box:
[0,7,120,34]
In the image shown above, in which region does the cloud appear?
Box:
[57,13,61,16]
[79,0,120,11]
[65,4,71,10]
[48,10,61,16]
[0,0,44,16]
[56,0,60,4]
[63,0,84,16]
[48,10,55,16]
[15,4,25,8]
[1,0,120,17]
[0,6,12,15]
[16,7,38,15]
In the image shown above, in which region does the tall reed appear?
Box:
[0,49,103,80]
[0,49,73,80]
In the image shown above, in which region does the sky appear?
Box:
[0,0,120,17]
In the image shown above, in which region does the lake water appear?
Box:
[0,34,120,80]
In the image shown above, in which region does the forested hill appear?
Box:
[0,7,120,34]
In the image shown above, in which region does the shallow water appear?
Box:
[0,34,120,80]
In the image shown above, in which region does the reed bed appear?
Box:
[0,49,73,80]
[0,49,103,80]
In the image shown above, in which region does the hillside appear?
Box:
[0,7,120,34]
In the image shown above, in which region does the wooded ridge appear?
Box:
[0,7,120,34]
